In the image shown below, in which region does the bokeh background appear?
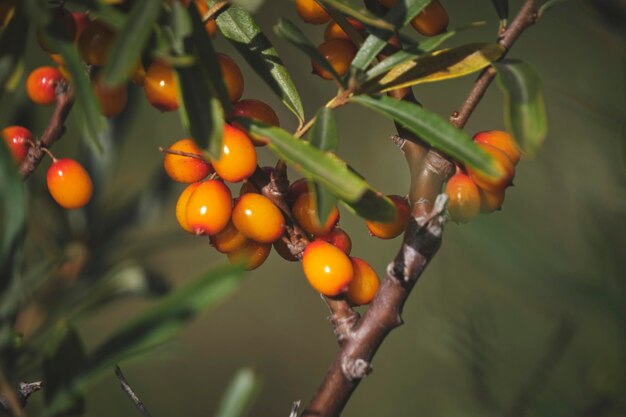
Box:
[4,0,625,416]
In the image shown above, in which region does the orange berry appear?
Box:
[210,221,249,253]
[346,257,380,306]
[232,193,285,243]
[302,240,354,296]
[163,138,213,183]
[144,60,180,112]
[287,178,309,204]
[479,187,505,214]
[466,143,515,193]
[318,227,352,255]
[26,66,64,105]
[131,61,146,86]
[72,12,89,41]
[78,20,115,66]
[445,171,480,223]
[218,54,244,104]
[36,7,77,53]
[176,182,201,233]
[47,158,93,209]
[227,240,271,270]
[324,18,366,41]
[185,179,232,235]
[295,0,331,24]
[292,192,340,237]
[273,238,299,262]
[239,180,258,195]
[312,39,357,80]
[93,76,127,117]
[2,126,32,164]
[194,0,218,37]
[211,124,257,182]
[231,99,280,146]
[474,130,521,166]
[410,0,449,36]
[366,195,409,239]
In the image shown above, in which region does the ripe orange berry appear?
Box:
[346,257,380,306]
[194,0,218,37]
[295,0,331,24]
[26,66,64,105]
[211,124,257,182]
[312,39,357,80]
[232,193,285,243]
[185,179,232,235]
[273,238,299,262]
[93,76,127,117]
[36,7,77,53]
[227,240,271,270]
[292,192,340,237]
[474,130,521,166]
[287,178,309,204]
[47,158,93,209]
[2,126,32,164]
[231,99,280,146]
[218,54,244,104]
[210,221,249,253]
[78,20,115,66]
[445,171,480,223]
[479,187,505,214]
[466,143,515,193]
[318,227,352,255]
[176,182,201,233]
[378,0,448,36]
[302,240,354,296]
[366,195,409,239]
[324,18,366,42]
[163,138,213,183]
[144,60,180,112]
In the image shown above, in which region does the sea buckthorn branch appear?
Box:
[0,379,42,416]
[19,86,74,179]
[114,366,154,417]
[201,0,229,24]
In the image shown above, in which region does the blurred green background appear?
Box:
[5,0,625,416]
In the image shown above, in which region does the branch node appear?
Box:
[341,357,372,381]
[390,134,406,149]
[18,382,43,404]
[289,400,301,417]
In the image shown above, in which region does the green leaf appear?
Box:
[490,0,509,23]
[64,0,126,29]
[317,0,395,30]
[213,368,260,417]
[230,0,264,13]
[352,95,500,176]
[0,7,28,92]
[351,0,431,71]
[362,43,504,93]
[209,1,304,124]
[495,60,547,156]
[342,189,396,223]
[274,18,343,86]
[101,0,161,86]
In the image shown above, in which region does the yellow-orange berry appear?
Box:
[324,18,366,42]
[194,0,218,37]
[292,192,340,237]
[227,240,271,270]
[176,182,201,233]
[378,0,448,36]
[2,126,32,164]
[445,171,480,223]
[232,193,285,243]
[466,143,515,193]
[273,238,299,262]
[346,257,380,306]
[295,0,331,24]
[47,158,93,209]
[312,39,357,80]
[479,187,505,214]
[287,178,309,204]
[211,124,257,182]
[36,7,77,53]
[302,240,354,296]
[163,138,213,183]
[210,221,249,253]
[26,66,64,105]
[78,20,115,66]
[144,60,180,112]
[474,130,521,165]
[366,195,409,239]
[93,76,127,117]
[231,99,280,146]
[318,227,352,255]
[218,53,244,104]
[185,179,232,235]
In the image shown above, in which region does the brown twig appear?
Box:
[0,378,41,417]
[202,0,229,24]
[158,146,208,161]
[114,366,154,417]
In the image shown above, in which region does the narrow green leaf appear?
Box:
[318,0,395,30]
[352,95,500,176]
[102,0,161,86]
[495,60,547,156]
[274,18,343,86]
[0,8,28,92]
[213,369,260,417]
[342,189,396,223]
[363,43,504,93]
[64,0,126,29]
[351,0,430,71]
[230,0,264,13]
[209,1,304,123]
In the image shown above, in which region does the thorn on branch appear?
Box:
[17,382,43,405]
[114,366,154,417]
[289,400,301,417]
[341,357,372,381]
